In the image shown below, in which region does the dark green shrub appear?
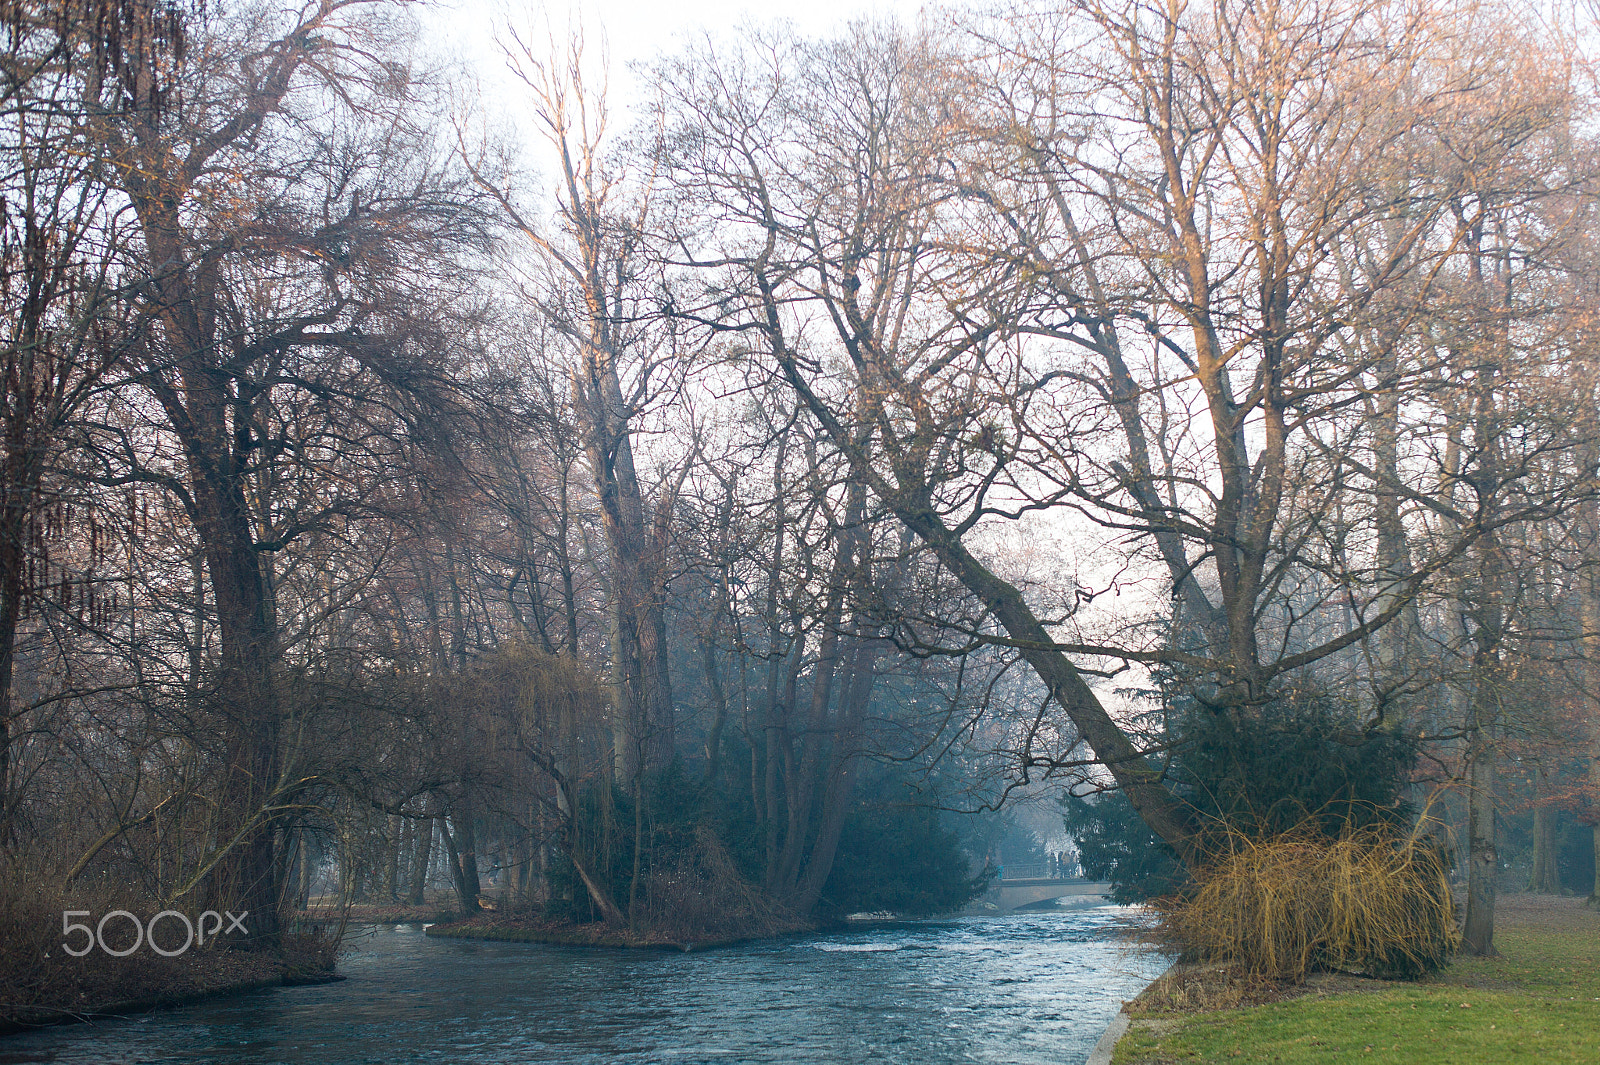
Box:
[1065,686,1421,901]
[818,770,987,917]
[1063,789,1187,903]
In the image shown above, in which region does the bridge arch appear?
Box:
[984,878,1111,913]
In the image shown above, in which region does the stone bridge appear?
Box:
[979,873,1113,913]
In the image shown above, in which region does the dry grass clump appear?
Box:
[279,923,343,983]
[1152,824,1456,982]
[1132,964,1293,1013]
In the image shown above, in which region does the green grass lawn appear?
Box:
[1113,897,1600,1065]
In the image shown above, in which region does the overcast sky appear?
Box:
[419,0,930,109]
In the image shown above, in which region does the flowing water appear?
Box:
[0,907,1167,1065]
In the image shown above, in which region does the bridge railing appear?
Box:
[996,863,1080,880]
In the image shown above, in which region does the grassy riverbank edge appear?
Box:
[1108,894,1599,1065]
[0,948,343,1038]
[422,914,818,951]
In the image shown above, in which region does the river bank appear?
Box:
[1,896,808,1034]
[1110,894,1599,1064]
[0,935,339,1036]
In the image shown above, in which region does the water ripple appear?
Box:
[2,908,1167,1065]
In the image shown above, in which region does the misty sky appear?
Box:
[421,0,931,104]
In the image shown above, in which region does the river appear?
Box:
[0,906,1167,1065]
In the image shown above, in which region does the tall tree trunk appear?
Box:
[1528,768,1560,894]
[702,623,729,786]
[1461,326,1506,954]
[757,434,791,878]
[448,804,482,911]
[791,639,879,913]
[1590,747,1600,909]
[0,466,23,831]
[0,361,40,833]
[409,816,434,907]
[295,830,314,911]
[1372,347,1421,728]
[558,467,583,657]
[1457,221,1511,953]
[568,845,626,927]
[105,3,354,949]
[892,496,1203,866]
[764,643,802,889]
[774,583,846,895]
[1581,466,1600,909]
[189,466,285,945]
[382,814,402,903]
[441,810,482,915]
[1462,658,1499,955]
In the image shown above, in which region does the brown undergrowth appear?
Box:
[0,871,340,1034]
[431,825,815,948]
[629,825,810,942]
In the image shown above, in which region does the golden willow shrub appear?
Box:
[1153,823,1457,981]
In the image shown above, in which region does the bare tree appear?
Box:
[468,31,688,784]
[64,0,487,940]
[0,0,151,835]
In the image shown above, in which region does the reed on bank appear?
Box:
[1149,821,1457,981]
